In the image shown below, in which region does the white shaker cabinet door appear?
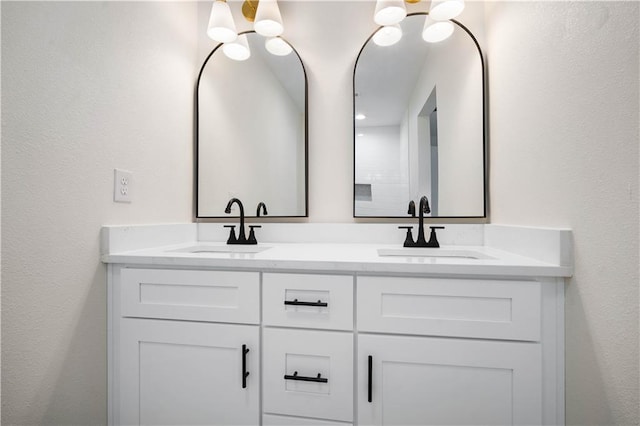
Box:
[118,318,259,426]
[358,334,542,426]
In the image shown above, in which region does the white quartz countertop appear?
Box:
[101,241,573,278]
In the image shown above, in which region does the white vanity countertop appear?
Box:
[101,241,572,278]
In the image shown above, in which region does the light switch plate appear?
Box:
[114,169,132,203]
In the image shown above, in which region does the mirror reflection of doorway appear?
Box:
[417,88,438,216]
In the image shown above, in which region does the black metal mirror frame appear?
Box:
[352,13,488,220]
[195,30,309,219]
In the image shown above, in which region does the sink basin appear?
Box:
[377,248,493,260]
[170,245,272,254]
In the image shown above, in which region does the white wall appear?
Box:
[1,2,197,423]
[485,2,639,424]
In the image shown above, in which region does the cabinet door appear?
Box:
[358,334,541,426]
[119,318,259,426]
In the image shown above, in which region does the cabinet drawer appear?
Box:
[263,414,352,426]
[263,273,353,330]
[263,328,353,422]
[357,276,541,341]
[121,268,259,324]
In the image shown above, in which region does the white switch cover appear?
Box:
[114,169,132,203]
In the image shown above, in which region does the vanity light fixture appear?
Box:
[207,0,237,43]
[372,24,403,47]
[265,36,293,56]
[429,0,465,21]
[422,16,454,43]
[372,0,464,45]
[207,0,287,61]
[356,113,367,120]
[374,0,407,26]
[254,0,284,37]
[223,34,251,61]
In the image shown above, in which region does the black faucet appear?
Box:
[225,198,248,244]
[256,202,268,217]
[398,196,443,248]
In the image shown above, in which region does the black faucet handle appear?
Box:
[247,225,262,245]
[398,226,416,247]
[426,226,445,248]
[224,225,237,245]
[407,201,416,217]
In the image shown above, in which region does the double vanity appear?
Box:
[102,223,571,426]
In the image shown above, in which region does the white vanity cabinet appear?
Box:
[107,251,565,425]
[110,267,261,426]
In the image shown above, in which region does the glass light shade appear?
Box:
[429,0,465,21]
[207,0,237,43]
[422,17,454,43]
[355,113,366,120]
[372,25,403,47]
[374,0,407,26]
[265,37,293,56]
[223,34,251,61]
[254,0,284,37]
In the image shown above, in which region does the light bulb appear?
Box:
[429,0,465,21]
[254,0,284,37]
[374,0,407,26]
[422,17,454,43]
[223,34,251,61]
[207,0,237,43]
[372,25,403,47]
[265,37,293,56]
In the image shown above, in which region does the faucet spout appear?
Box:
[417,196,431,246]
[256,202,268,217]
[225,198,247,243]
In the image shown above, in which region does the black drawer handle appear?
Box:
[284,371,328,383]
[368,355,373,403]
[242,345,250,389]
[284,299,328,307]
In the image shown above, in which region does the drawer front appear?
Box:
[357,276,541,341]
[121,268,260,324]
[263,273,353,330]
[263,414,352,426]
[263,328,353,422]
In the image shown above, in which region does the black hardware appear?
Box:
[225,198,248,244]
[247,225,261,245]
[242,344,250,389]
[367,355,373,403]
[398,226,415,247]
[284,298,328,307]
[426,226,445,248]
[225,198,262,245]
[256,202,268,217]
[284,371,328,383]
[407,200,416,217]
[224,225,237,244]
[401,196,442,248]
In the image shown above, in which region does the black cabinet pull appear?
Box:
[242,345,250,389]
[283,371,328,383]
[368,355,373,403]
[284,299,328,307]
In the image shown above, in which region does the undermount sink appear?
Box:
[170,245,272,254]
[377,247,494,260]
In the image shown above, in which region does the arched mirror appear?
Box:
[353,13,486,218]
[197,31,308,218]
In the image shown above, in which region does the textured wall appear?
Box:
[1,2,196,423]
[484,2,639,424]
